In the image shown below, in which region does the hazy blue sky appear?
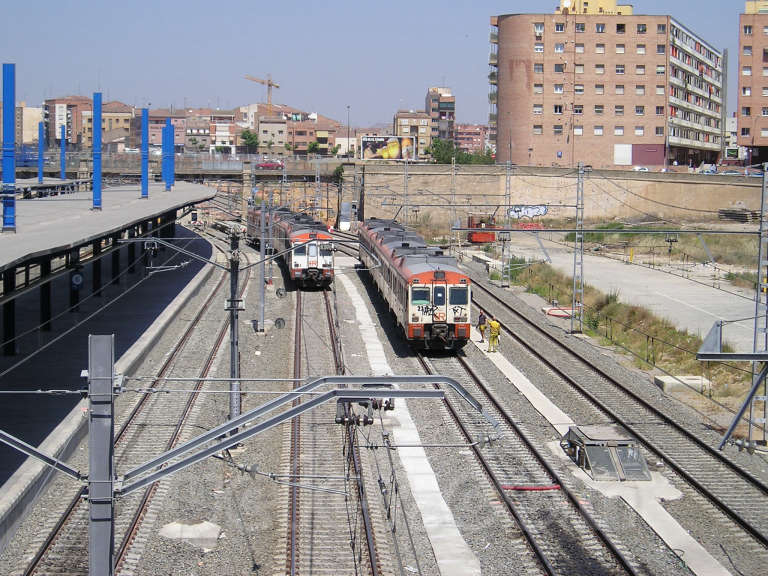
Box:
[0,1,741,126]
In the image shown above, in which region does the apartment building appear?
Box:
[490,0,724,168]
[455,124,489,153]
[43,96,92,148]
[256,116,288,152]
[738,1,768,164]
[81,101,134,149]
[184,116,211,152]
[425,87,455,142]
[210,110,236,154]
[393,110,431,157]
[287,115,340,155]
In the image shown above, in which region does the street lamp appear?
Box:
[346,105,351,159]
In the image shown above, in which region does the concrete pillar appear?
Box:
[69,249,81,311]
[40,259,51,332]
[92,240,102,296]
[111,234,120,285]
[3,268,16,356]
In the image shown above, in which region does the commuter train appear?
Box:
[358,218,471,350]
[247,206,335,288]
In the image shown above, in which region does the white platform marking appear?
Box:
[338,273,481,575]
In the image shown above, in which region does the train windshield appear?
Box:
[433,286,446,306]
[308,244,317,258]
[411,288,430,305]
[294,246,306,256]
[319,243,333,257]
[449,287,468,305]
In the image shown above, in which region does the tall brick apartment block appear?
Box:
[738,1,768,165]
[490,0,724,169]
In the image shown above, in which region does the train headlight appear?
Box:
[411,314,419,322]
[455,316,467,323]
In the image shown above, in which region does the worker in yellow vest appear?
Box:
[488,316,501,353]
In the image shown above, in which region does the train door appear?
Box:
[432,282,447,324]
[307,242,318,269]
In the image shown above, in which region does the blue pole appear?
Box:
[37,122,43,184]
[169,120,175,188]
[141,108,148,198]
[160,122,166,185]
[60,125,66,180]
[2,63,16,231]
[164,117,172,191]
[93,92,102,209]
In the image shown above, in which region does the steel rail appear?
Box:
[288,290,302,576]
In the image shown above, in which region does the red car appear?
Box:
[256,161,283,169]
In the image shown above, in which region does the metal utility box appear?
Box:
[561,424,651,481]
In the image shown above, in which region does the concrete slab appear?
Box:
[337,273,481,576]
[159,520,221,550]
[0,182,215,272]
[654,374,712,394]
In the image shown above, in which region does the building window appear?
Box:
[656,85,665,95]
[594,125,604,135]
[575,43,585,53]
[576,22,585,33]
[762,128,768,138]
[554,104,563,114]
[745,25,753,35]
[616,64,625,74]
[616,84,625,94]
[636,105,645,115]
[744,66,753,76]
[617,23,625,34]
[745,46,753,56]
[596,43,605,53]
[534,63,544,73]
[555,22,565,32]
[615,105,624,115]
[636,85,645,95]
[743,106,752,116]
[656,126,664,136]
[533,124,543,135]
[534,83,544,94]
[635,126,645,136]
[614,126,624,136]
[743,127,751,136]
[763,107,768,116]
[595,84,605,94]
[554,84,564,93]
[764,25,768,35]
[763,87,768,96]
[575,64,584,74]
[554,124,564,135]
[575,84,585,95]
[637,23,647,34]
[574,104,583,114]
[534,42,544,52]
[555,43,565,53]
[595,104,604,115]
[534,22,544,36]
[655,106,664,115]
[596,64,605,74]
[596,23,605,33]
[763,67,768,77]
[656,65,666,75]
[637,44,646,54]
[656,44,664,54]
[616,44,625,54]
[533,104,543,114]
[554,63,565,73]
[636,65,646,75]
[574,125,583,136]
[658,23,666,34]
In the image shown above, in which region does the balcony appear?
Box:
[488,113,497,125]
[488,71,497,85]
[488,91,497,104]
[489,52,498,66]
[668,134,720,151]
[490,31,498,44]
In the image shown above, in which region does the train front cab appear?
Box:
[290,237,334,287]
[407,272,471,349]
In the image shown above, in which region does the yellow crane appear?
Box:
[244,74,280,117]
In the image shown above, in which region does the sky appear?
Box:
[0,1,743,127]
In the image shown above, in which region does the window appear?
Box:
[616,84,625,94]
[575,84,585,95]
[655,126,664,136]
[743,127,751,136]
[655,106,664,115]
[635,126,645,136]
[554,83,564,93]
[449,287,468,306]
[764,25,768,35]
[574,125,584,136]
[656,85,665,95]
[744,65,754,76]
[596,43,605,53]
[596,23,605,33]
[554,63,565,73]
[575,64,584,74]
[533,124,543,135]
[658,24,666,34]
[553,124,563,135]
[615,105,624,115]
[616,64,625,74]
[636,65,646,75]
[763,67,768,77]
[656,65,666,75]
[533,104,543,114]
[745,46,754,56]
[762,128,768,138]
[594,125,604,136]
[596,64,605,74]
[595,104,604,114]
[574,104,583,114]
[555,43,565,53]
[616,44,625,54]
[534,22,544,36]
[595,84,605,94]
[743,106,752,116]
[745,25,753,35]
[635,105,645,115]
[636,85,645,95]
[554,104,564,114]
[656,44,664,54]
[617,23,626,34]
[533,83,544,94]
[534,63,544,73]
[534,42,544,53]
[614,126,624,136]
[637,44,646,54]
[763,87,768,96]
[763,107,768,116]
[555,22,565,32]
[575,43,585,53]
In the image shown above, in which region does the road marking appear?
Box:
[654,291,752,333]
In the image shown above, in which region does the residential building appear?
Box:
[287,115,341,155]
[726,115,738,148]
[490,0,724,168]
[184,116,211,152]
[256,116,288,153]
[210,110,236,154]
[81,101,134,149]
[0,104,25,146]
[393,110,431,157]
[146,109,186,150]
[738,1,768,164]
[43,96,92,148]
[555,0,634,15]
[455,124,489,154]
[425,87,456,142]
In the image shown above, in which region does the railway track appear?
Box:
[21,235,249,575]
[417,351,638,576]
[470,276,768,552]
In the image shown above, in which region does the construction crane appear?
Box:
[244,74,280,117]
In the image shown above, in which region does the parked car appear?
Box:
[719,170,741,176]
[632,166,649,172]
[256,161,283,169]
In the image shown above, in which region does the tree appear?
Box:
[426,138,494,165]
[241,129,260,154]
[267,139,274,152]
[284,143,293,152]
[329,144,341,156]
[307,141,320,155]
[333,165,344,183]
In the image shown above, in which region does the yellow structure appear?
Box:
[556,0,633,15]
[746,1,768,14]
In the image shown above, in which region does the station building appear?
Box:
[489,0,724,169]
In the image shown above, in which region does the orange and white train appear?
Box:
[247,207,334,288]
[358,218,471,350]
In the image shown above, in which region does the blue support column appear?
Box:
[160,122,166,185]
[60,125,66,180]
[169,121,175,189]
[2,63,16,231]
[92,92,102,209]
[141,108,148,198]
[37,122,44,184]
[164,118,172,191]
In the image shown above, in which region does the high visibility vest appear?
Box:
[489,320,500,337]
